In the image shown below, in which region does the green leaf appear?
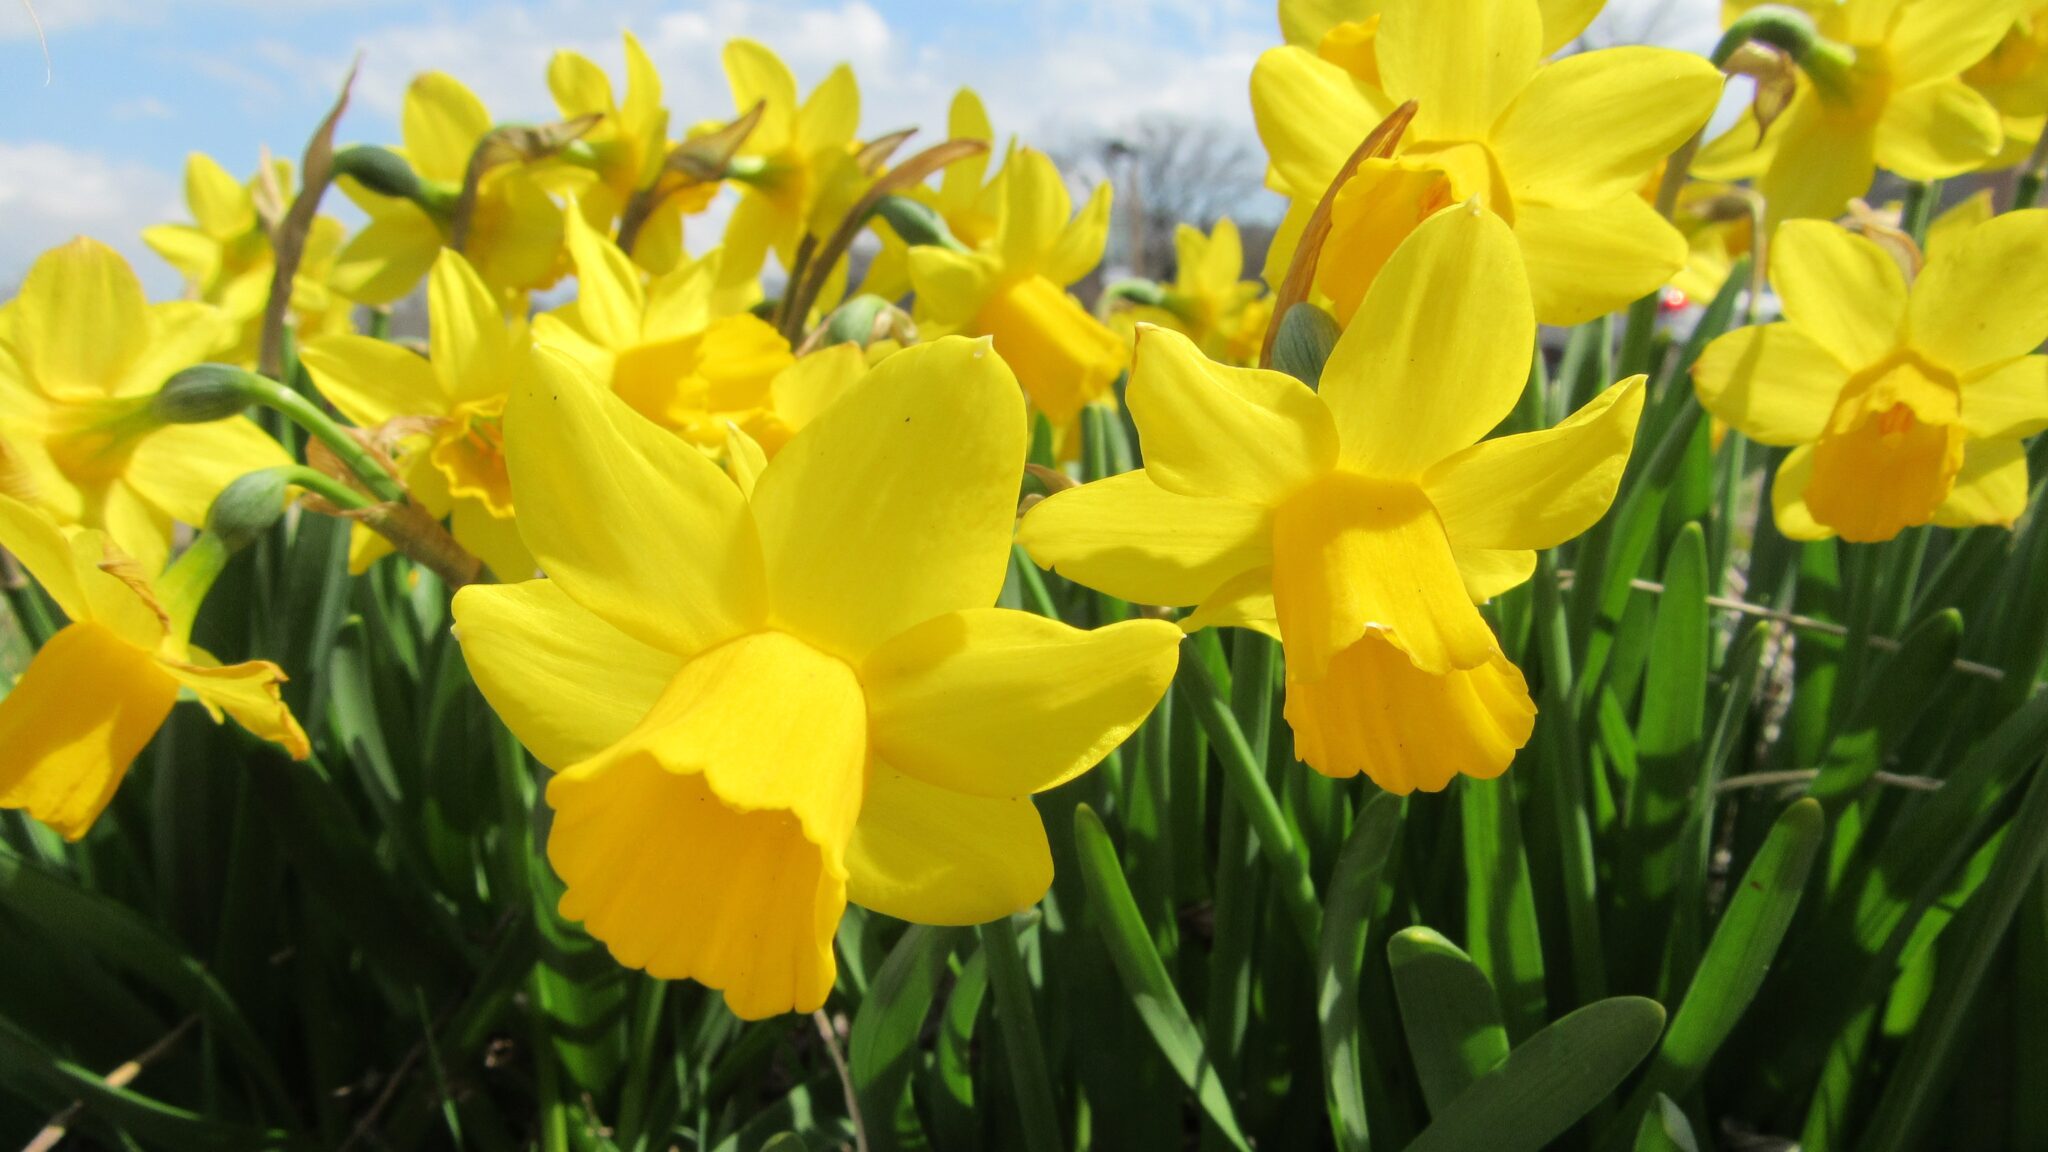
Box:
[1074,804,1251,1151]
[1317,792,1402,1152]
[1460,774,1546,1042]
[1615,799,1823,1139]
[928,944,989,1151]
[1405,997,1667,1152]
[1387,927,1510,1114]
[1808,609,1962,811]
[851,925,958,1152]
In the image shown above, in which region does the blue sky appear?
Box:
[0,0,1717,292]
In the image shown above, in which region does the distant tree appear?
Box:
[1052,115,1274,284]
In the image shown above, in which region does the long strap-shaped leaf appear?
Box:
[1388,928,1510,1116]
[1404,997,1666,1152]
[1319,792,1404,1152]
[1074,804,1252,1152]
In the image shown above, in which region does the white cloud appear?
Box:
[0,141,182,294]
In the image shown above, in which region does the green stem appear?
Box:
[2016,131,2048,210]
[277,464,374,512]
[164,365,407,504]
[1174,638,1323,956]
[156,533,232,640]
[1901,180,1942,246]
[980,914,1065,1152]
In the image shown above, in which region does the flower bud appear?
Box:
[152,364,260,424]
[1270,302,1341,386]
[204,468,292,554]
[874,195,968,253]
[332,144,425,203]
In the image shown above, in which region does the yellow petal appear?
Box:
[1321,204,1534,476]
[1692,322,1849,445]
[846,765,1052,926]
[1490,47,1723,203]
[451,498,535,582]
[998,150,1073,272]
[1908,208,2048,375]
[546,630,863,1018]
[1962,354,2048,439]
[158,655,309,759]
[1770,445,1834,542]
[1375,0,1541,141]
[1925,188,1994,265]
[428,248,517,406]
[750,338,1024,660]
[1424,375,1646,551]
[452,579,683,770]
[1876,79,2004,181]
[465,172,566,295]
[1933,438,2029,528]
[1538,0,1604,54]
[1771,220,1907,369]
[908,246,999,328]
[1756,96,1877,224]
[1315,159,1456,325]
[1283,634,1535,792]
[0,622,177,841]
[973,276,1125,429]
[1127,325,1337,504]
[329,207,442,306]
[1018,469,1272,607]
[796,63,860,154]
[1043,180,1113,288]
[1182,567,1281,637]
[1455,548,1536,603]
[122,417,292,529]
[11,238,148,398]
[0,495,161,646]
[724,39,798,155]
[1805,411,1965,543]
[1273,470,1498,679]
[506,349,765,656]
[184,152,254,239]
[1513,196,1687,327]
[864,609,1180,797]
[403,71,491,185]
[1251,46,1390,200]
[562,207,646,351]
[141,224,220,286]
[124,302,234,398]
[770,344,865,432]
[547,49,613,120]
[1890,1,2026,87]
[301,335,446,427]
[940,87,995,206]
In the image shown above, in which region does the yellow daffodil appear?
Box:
[452,336,1180,1017]
[0,239,289,575]
[1965,5,2048,167]
[860,87,1004,301]
[546,33,713,274]
[300,249,534,579]
[718,39,867,287]
[533,211,797,453]
[143,153,353,368]
[1278,0,1605,72]
[907,148,1121,445]
[1020,205,1645,793]
[1670,181,1759,306]
[331,72,566,306]
[1254,0,1723,325]
[0,494,308,840]
[1123,220,1273,367]
[1694,211,2048,542]
[1699,0,2016,222]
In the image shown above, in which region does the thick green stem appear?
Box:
[980,914,1065,1152]
[1174,638,1323,956]
[159,365,407,504]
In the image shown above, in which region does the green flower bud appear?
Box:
[1270,302,1341,387]
[874,195,969,253]
[152,364,260,424]
[332,144,425,203]
[204,468,293,554]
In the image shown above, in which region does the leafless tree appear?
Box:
[1052,115,1274,283]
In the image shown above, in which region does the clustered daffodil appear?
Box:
[1022,206,1644,792]
[143,153,354,367]
[1701,0,2018,222]
[908,147,1121,447]
[717,39,868,294]
[1113,219,1273,367]
[0,494,308,840]
[1254,0,1723,324]
[301,250,534,579]
[1695,211,2048,542]
[454,338,1180,1017]
[0,239,288,575]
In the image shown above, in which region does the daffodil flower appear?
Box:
[908,148,1121,446]
[545,33,712,274]
[533,211,797,453]
[452,337,1180,1018]
[1694,212,2048,542]
[300,249,535,579]
[1123,219,1274,367]
[330,72,566,306]
[1253,0,1723,325]
[0,494,308,840]
[142,153,353,368]
[0,239,289,575]
[717,39,867,289]
[1020,206,1645,793]
[860,87,1003,301]
[1699,0,2015,222]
